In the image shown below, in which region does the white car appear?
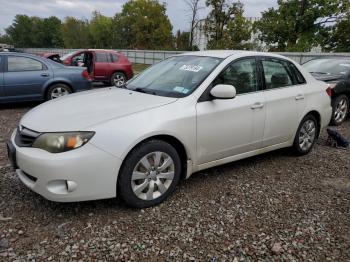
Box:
[7,51,332,208]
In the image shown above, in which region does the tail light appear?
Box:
[326,83,336,97]
[82,69,92,80]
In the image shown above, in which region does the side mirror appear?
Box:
[210,84,236,99]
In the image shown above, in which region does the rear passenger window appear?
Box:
[288,63,306,84]
[262,59,293,89]
[7,56,44,72]
[95,53,109,62]
[111,54,119,62]
[214,58,258,95]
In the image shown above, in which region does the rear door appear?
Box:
[260,57,306,147]
[93,52,110,81]
[3,55,52,101]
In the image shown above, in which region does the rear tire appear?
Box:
[111,72,126,87]
[46,84,72,100]
[330,95,349,126]
[118,140,181,208]
[292,114,318,156]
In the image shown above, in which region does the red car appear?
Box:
[60,50,133,87]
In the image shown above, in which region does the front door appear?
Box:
[3,55,51,101]
[196,57,266,164]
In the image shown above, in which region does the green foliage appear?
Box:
[112,0,174,50]
[5,15,63,48]
[254,0,350,52]
[0,33,11,44]
[89,11,113,48]
[205,0,252,50]
[325,14,350,52]
[176,31,191,51]
[61,17,91,48]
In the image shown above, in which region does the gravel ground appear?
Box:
[0,103,350,261]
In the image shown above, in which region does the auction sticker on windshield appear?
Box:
[179,65,203,72]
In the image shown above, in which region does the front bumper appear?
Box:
[10,130,122,202]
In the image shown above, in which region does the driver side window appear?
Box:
[214,58,258,95]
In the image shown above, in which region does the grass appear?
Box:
[132,63,150,74]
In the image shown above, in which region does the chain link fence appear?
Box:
[18,48,350,65]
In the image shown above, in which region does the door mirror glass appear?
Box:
[210,84,236,99]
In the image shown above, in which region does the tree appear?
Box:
[325,14,350,52]
[89,11,113,48]
[0,34,11,44]
[41,16,64,47]
[5,15,37,47]
[176,30,192,50]
[5,15,63,48]
[112,0,173,50]
[61,17,91,48]
[183,0,204,50]
[205,0,252,49]
[254,0,350,51]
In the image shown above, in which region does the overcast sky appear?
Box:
[0,0,277,34]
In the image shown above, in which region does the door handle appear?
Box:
[41,73,50,77]
[295,94,305,100]
[251,102,264,109]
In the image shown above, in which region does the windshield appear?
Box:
[303,58,350,75]
[61,51,78,61]
[126,55,222,97]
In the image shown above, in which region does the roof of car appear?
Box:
[179,50,288,59]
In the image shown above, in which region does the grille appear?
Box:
[15,126,41,147]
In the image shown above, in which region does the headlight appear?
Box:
[32,132,95,153]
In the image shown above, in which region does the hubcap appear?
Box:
[113,74,125,87]
[299,120,316,151]
[51,87,70,99]
[334,98,348,123]
[131,152,175,201]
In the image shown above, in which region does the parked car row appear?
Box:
[7,51,334,208]
[40,49,133,87]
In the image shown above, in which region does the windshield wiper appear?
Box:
[132,87,157,95]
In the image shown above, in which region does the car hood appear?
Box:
[311,72,344,83]
[20,88,177,132]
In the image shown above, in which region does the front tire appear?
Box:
[292,114,318,156]
[330,95,349,126]
[46,84,72,100]
[118,140,181,208]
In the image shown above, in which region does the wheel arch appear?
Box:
[111,70,127,78]
[44,81,73,99]
[304,110,321,138]
[119,134,190,181]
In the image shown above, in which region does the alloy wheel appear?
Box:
[131,151,175,201]
[113,74,126,87]
[299,120,316,151]
[50,87,70,99]
[334,98,348,124]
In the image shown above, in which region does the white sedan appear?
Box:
[7,51,332,208]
